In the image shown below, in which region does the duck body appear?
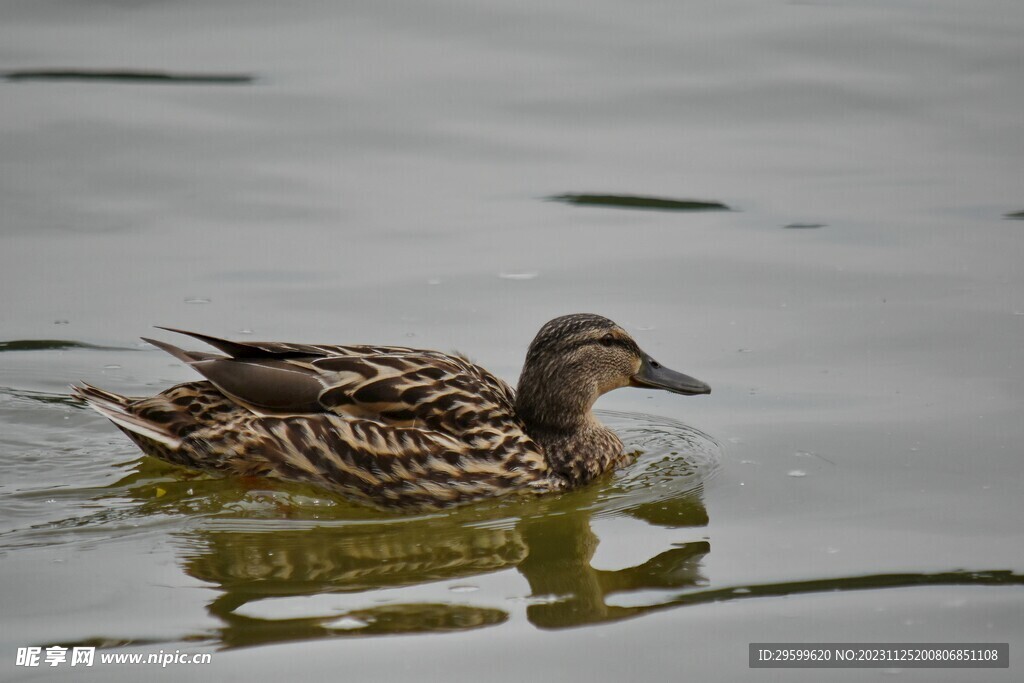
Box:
[73,314,709,510]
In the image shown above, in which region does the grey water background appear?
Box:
[2,0,1023,680]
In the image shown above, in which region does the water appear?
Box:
[2,0,1023,680]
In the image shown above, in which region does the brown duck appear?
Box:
[73,314,710,510]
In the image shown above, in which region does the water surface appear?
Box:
[2,0,1023,680]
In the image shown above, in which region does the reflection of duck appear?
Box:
[183,518,528,647]
[178,486,711,647]
[73,314,709,510]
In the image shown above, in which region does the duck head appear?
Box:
[515,313,710,433]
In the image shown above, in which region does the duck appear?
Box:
[72,314,710,510]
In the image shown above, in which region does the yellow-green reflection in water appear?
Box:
[74,411,718,647]
[14,402,1024,653]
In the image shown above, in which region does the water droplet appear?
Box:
[325,616,368,630]
[449,584,479,593]
[184,296,211,304]
[238,328,253,335]
[787,469,807,478]
[498,271,538,280]
[103,364,121,370]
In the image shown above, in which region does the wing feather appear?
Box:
[147,329,523,442]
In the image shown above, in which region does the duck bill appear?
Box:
[631,356,711,395]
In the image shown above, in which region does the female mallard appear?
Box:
[73,314,709,510]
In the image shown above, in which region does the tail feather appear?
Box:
[71,383,183,449]
[70,382,131,407]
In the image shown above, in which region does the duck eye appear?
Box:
[599,333,616,347]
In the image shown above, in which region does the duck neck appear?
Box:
[515,370,623,485]
[515,369,595,434]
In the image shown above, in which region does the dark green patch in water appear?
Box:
[0,339,132,352]
[3,69,255,84]
[549,194,731,212]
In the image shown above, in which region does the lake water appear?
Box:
[1,0,1023,680]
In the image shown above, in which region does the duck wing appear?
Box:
[149,330,520,435]
[154,326,418,359]
[313,351,519,433]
